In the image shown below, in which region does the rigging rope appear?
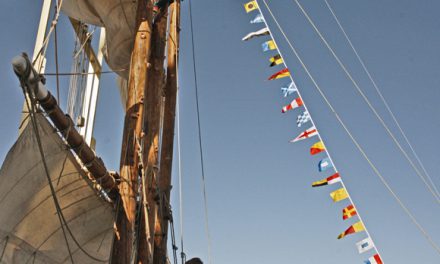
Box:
[323,0,440,199]
[21,83,75,264]
[292,0,440,203]
[33,0,64,71]
[18,55,110,263]
[53,0,60,103]
[260,0,440,254]
[188,1,213,263]
[176,90,185,264]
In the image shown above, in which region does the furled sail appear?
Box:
[61,0,138,79]
[0,114,114,263]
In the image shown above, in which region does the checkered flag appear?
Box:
[296,111,311,127]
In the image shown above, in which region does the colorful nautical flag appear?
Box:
[262,40,277,52]
[318,157,333,172]
[356,237,374,254]
[268,68,290,80]
[251,13,264,24]
[242,27,270,41]
[296,111,311,127]
[342,204,357,220]
[312,173,340,187]
[281,81,298,97]
[290,126,318,143]
[364,254,383,264]
[244,0,259,13]
[310,141,325,155]
[269,54,283,67]
[337,221,365,239]
[282,97,303,113]
[330,188,348,202]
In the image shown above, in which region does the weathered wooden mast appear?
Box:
[154,1,181,263]
[112,0,181,263]
[111,0,154,262]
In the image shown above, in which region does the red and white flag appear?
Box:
[282,97,303,113]
[290,126,318,143]
[364,254,383,264]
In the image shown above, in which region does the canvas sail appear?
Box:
[0,114,114,264]
[61,0,138,79]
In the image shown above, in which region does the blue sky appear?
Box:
[1,1,440,263]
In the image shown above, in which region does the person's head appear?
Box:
[185,258,203,264]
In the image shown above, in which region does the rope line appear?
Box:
[188,1,213,263]
[323,0,440,199]
[260,0,440,254]
[292,0,440,203]
[21,83,75,264]
[53,0,61,103]
[18,55,110,263]
[176,89,185,264]
[45,70,127,76]
[0,236,9,262]
[32,0,64,70]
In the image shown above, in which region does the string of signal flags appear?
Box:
[242,1,384,264]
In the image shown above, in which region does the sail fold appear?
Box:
[0,114,114,263]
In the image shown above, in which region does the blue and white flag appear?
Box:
[281,81,298,97]
[318,157,333,172]
[296,111,311,127]
[250,13,265,24]
[356,237,374,254]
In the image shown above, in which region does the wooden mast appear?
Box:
[138,2,170,263]
[153,1,181,263]
[112,0,154,263]
[112,0,180,263]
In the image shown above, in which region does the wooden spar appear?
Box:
[11,54,117,191]
[138,3,170,264]
[153,1,181,263]
[111,0,154,263]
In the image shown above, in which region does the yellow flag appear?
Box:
[269,54,283,67]
[244,1,259,13]
[263,40,277,51]
[330,188,348,202]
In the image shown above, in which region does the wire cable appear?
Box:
[292,0,440,203]
[176,89,185,264]
[323,0,440,199]
[53,0,61,103]
[188,1,213,263]
[260,0,440,254]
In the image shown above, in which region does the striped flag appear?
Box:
[342,204,357,220]
[290,126,318,143]
[356,237,374,254]
[310,141,325,155]
[269,54,283,67]
[337,221,365,239]
[296,111,311,127]
[330,188,348,202]
[281,81,298,97]
[364,254,383,264]
[250,13,264,24]
[244,0,259,13]
[242,27,270,41]
[268,68,290,80]
[312,173,341,187]
[282,97,303,113]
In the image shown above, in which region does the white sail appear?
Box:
[0,114,114,263]
[62,0,138,79]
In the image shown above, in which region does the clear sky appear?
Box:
[1,1,439,264]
